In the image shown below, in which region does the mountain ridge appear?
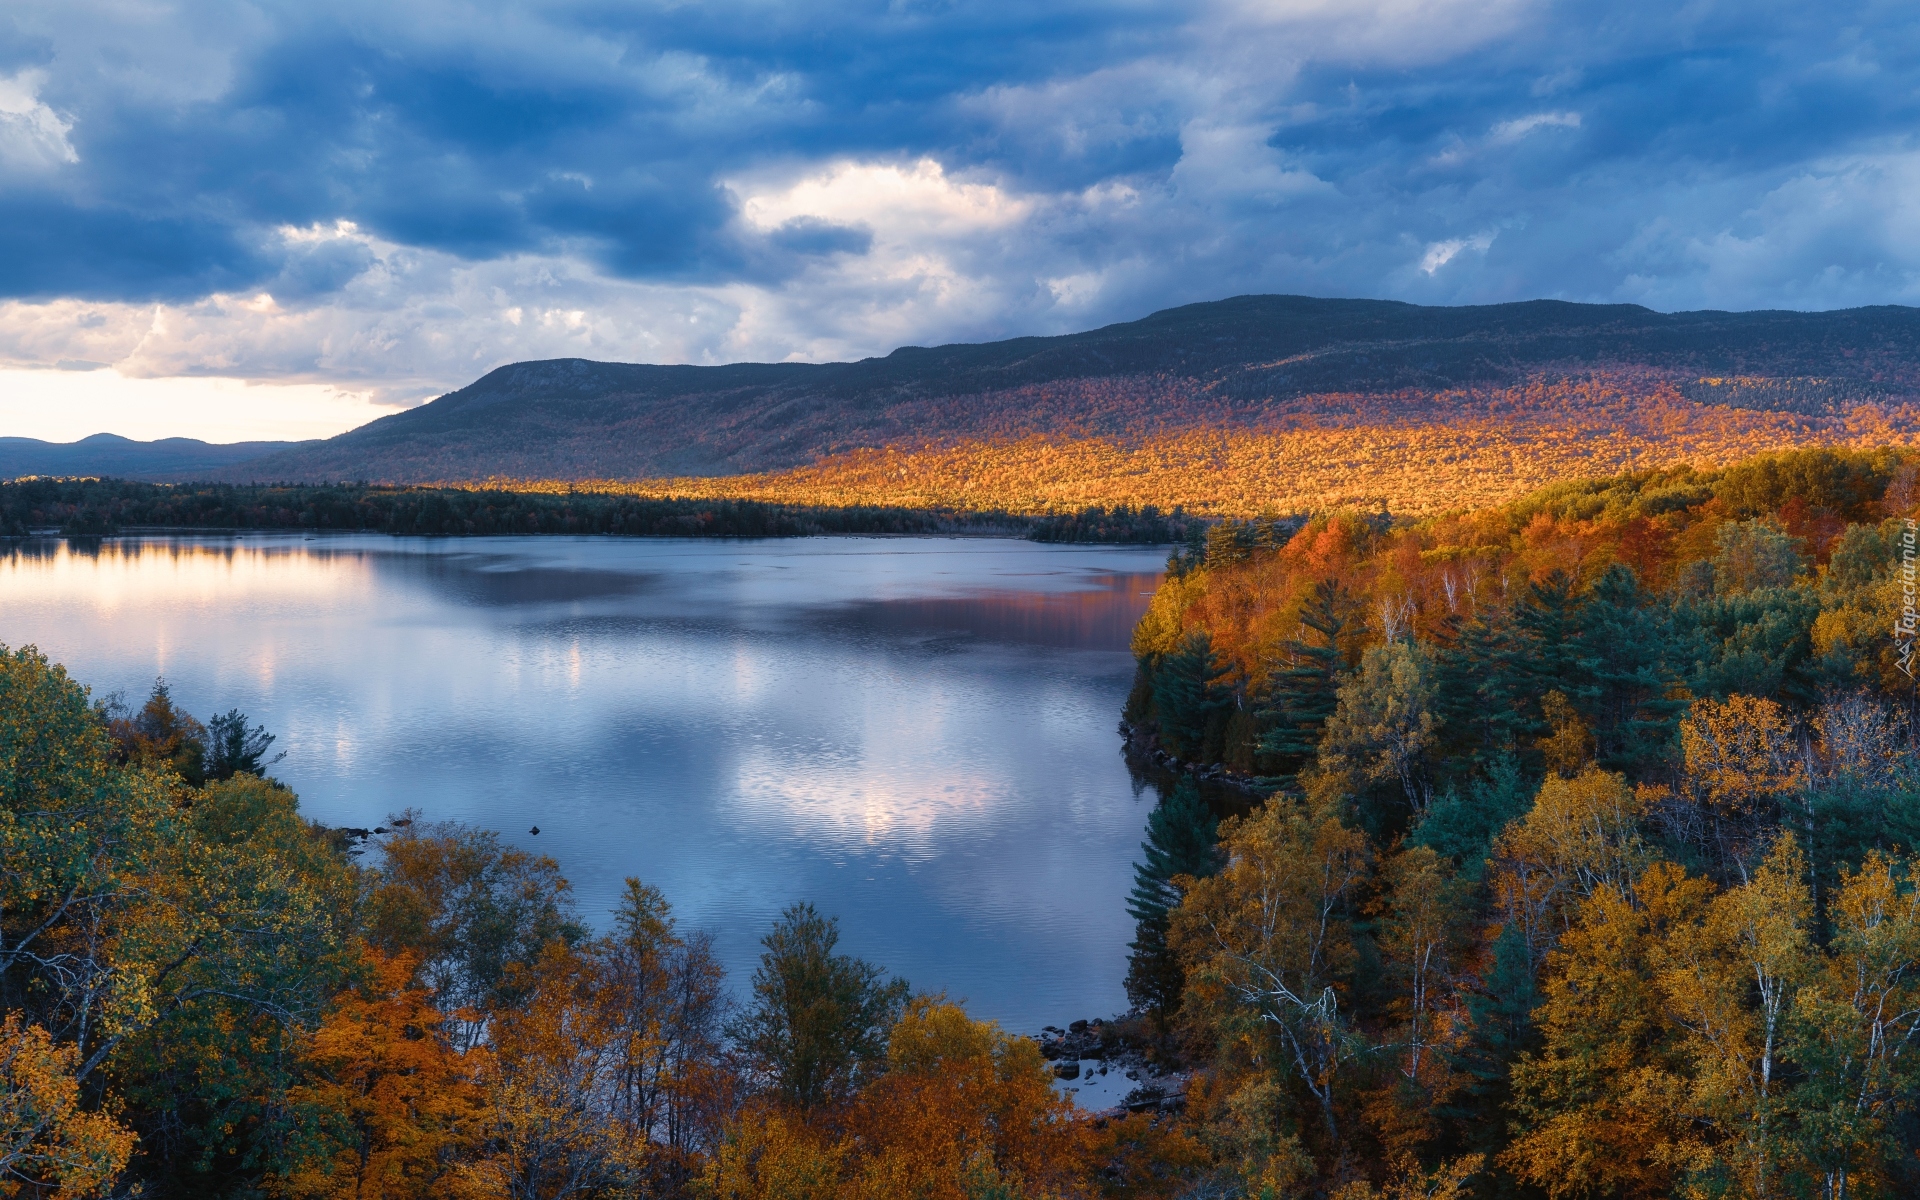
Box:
[207,295,1920,487]
[0,433,313,482]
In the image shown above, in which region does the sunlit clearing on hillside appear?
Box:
[482,391,1920,518]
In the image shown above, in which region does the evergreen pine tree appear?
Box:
[1255,577,1348,775]
[1151,632,1234,760]
[1205,521,1251,567]
[1431,603,1533,765]
[1408,754,1533,869]
[1123,780,1221,1023]
[1570,564,1691,773]
[1450,922,1542,1180]
[1513,569,1585,707]
[1165,523,1209,578]
[204,710,282,781]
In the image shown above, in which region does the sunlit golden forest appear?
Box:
[6,444,1920,1199]
[484,374,1920,517]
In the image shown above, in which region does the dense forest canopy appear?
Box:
[1119,445,1920,1198]
[8,443,1920,1199]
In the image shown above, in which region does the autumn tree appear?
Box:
[1504,865,1708,1199]
[840,998,1090,1200]
[1367,845,1470,1155]
[1679,694,1809,880]
[701,1109,842,1200]
[457,945,643,1200]
[1171,796,1371,1149]
[1713,519,1807,595]
[602,879,733,1195]
[0,1012,136,1199]
[727,904,908,1114]
[1785,851,1920,1198]
[1489,766,1650,981]
[1658,836,1815,1199]
[1319,640,1439,825]
[362,819,586,1048]
[100,678,208,784]
[275,950,482,1200]
[1537,691,1594,779]
[0,648,354,1192]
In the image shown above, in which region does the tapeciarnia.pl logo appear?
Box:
[1899,517,1918,679]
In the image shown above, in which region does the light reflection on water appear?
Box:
[0,534,1166,1031]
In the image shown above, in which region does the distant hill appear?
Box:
[0,433,310,482]
[209,295,1920,514]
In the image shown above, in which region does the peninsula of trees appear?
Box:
[1122,445,1920,1197]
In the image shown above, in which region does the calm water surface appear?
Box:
[0,534,1165,1032]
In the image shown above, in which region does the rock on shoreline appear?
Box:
[1035,1016,1188,1114]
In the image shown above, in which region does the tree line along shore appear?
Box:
[0,477,1205,543]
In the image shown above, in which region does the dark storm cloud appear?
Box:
[0,0,1182,301]
[3,0,1920,378]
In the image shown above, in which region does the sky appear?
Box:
[1,0,1919,442]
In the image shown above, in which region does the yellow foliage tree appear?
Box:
[0,1011,134,1200]
[700,1107,842,1200]
[1171,797,1371,1147]
[1489,766,1649,977]
[1366,846,1469,1154]
[1503,865,1707,1199]
[454,946,645,1200]
[1657,836,1815,1200]
[1680,695,1806,812]
[1784,851,1920,1198]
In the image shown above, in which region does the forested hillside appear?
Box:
[1119,445,1920,1197]
[213,297,1920,515]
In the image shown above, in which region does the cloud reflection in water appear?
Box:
[0,533,1168,1031]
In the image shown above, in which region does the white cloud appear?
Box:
[1420,231,1496,274]
[0,70,79,169]
[735,158,1030,237]
[1169,122,1331,205]
[1489,111,1581,143]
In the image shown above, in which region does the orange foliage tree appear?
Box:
[275,950,482,1200]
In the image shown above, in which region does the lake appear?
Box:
[0,534,1166,1034]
